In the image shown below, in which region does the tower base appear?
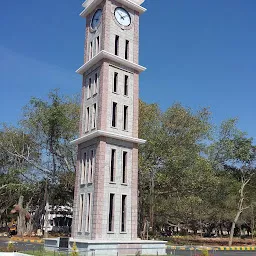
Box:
[69,238,167,256]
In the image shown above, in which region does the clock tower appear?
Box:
[68,0,166,254]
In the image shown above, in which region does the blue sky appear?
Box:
[0,0,256,139]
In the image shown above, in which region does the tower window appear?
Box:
[124,75,128,96]
[88,149,95,183]
[92,103,96,129]
[79,194,84,232]
[94,73,98,95]
[88,78,92,98]
[81,152,87,184]
[122,151,127,184]
[112,102,117,127]
[96,36,100,54]
[90,41,93,59]
[123,105,128,130]
[110,149,116,182]
[115,35,119,56]
[85,193,91,232]
[93,40,96,57]
[85,107,90,132]
[113,72,118,93]
[108,193,115,232]
[121,195,127,232]
[125,40,129,60]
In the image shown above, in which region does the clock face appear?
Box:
[91,9,102,30]
[114,7,131,27]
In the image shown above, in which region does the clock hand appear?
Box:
[118,12,124,19]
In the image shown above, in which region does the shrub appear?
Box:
[201,249,209,256]
[72,242,79,256]
[7,241,15,252]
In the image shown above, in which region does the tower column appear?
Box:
[97,61,109,131]
[131,144,138,239]
[92,137,107,239]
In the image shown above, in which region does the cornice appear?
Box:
[76,50,146,74]
[69,238,166,244]
[70,130,146,145]
[80,0,146,17]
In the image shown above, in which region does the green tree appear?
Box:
[0,90,80,235]
[138,102,215,236]
[0,128,37,229]
[138,100,162,237]
[209,119,256,245]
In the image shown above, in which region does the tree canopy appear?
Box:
[1,91,255,245]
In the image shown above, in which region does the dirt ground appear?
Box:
[169,236,256,246]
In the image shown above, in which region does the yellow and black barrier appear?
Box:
[218,246,256,251]
[168,245,256,251]
[11,236,43,244]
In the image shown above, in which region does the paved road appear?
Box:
[1,238,256,256]
[168,249,256,256]
[0,237,43,252]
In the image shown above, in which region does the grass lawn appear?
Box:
[22,250,68,256]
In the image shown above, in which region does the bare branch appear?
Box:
[1,146,51,175]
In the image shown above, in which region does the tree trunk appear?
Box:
[0,209,4,223]
[17,196,26,236]
[44,201,50,238]
[251,204,254,240]
[138,169,145,237]
[229,181,247,246]
[200,217,203,238]
[43,179,49,238]
[149,170,155,234]
[220,222,224,237]
[26,218,33,236]
[32,206,41,232]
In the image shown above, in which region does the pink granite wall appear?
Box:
[133,11,140,64]
[131,12,140,239]
[133,72,139,139]
[131,144,138,239]
[97,61,109,131]
[71,145,81,237]
[91,137,107,239]
[102,0,111,53]
[84,14,91,63]
[79,76,86,136]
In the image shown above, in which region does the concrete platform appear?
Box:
[69,238,167,256]
[44,237,69,251]
[0,254,30,256]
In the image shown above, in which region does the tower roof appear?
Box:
[81,0,146,17]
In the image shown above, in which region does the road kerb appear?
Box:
[218,246,256,251]
[168,245,256,251]
[10,237,43,244]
